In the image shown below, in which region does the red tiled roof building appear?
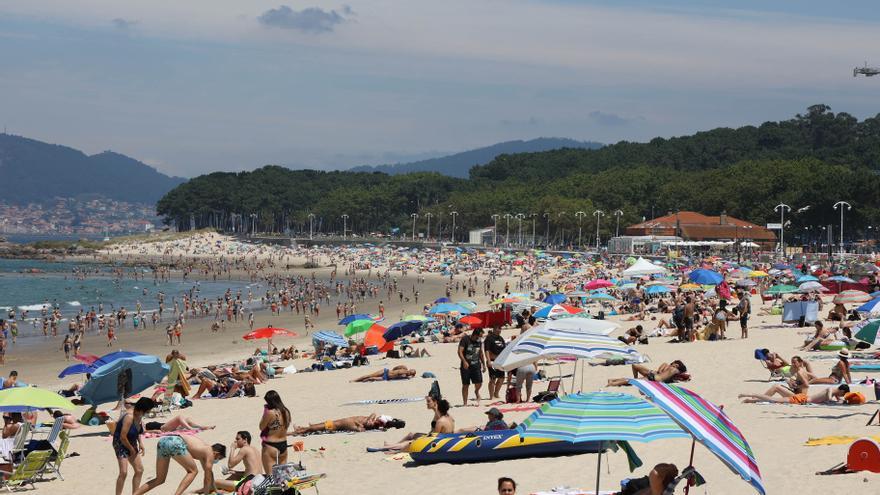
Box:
[626,211,776,249]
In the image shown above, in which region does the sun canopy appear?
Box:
[623,258,667,277]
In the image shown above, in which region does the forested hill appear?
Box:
[349,138,603,177]
[0,134,185,204]
[157,105,880,239]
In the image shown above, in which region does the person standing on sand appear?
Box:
[483,326,507,400]
[458,327,486,406]
[113,398,153,495]
[736,290,750,339]
[259,390,291,474]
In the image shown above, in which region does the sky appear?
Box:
[2,0,880,177]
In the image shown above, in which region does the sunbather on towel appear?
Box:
[351,365,416,382]
[291,413,405,435]
[809,349,852,385]
[144,415,215,433]
[606,361,687,387]
[739,384,851,404]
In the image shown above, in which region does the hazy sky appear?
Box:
[2,1,879,177]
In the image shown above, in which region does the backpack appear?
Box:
[505,386,520,404]
[672,306,685,326]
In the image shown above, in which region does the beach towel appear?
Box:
[805,435,880,446]
[851,364,880,371]
[342,397,423,406]
[497,404,541,413]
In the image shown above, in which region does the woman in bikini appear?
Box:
[739,384,850,404]
[810,349,852,385]
[259,390,291,474]
[606,361,686,387]
[291,414,405,435]
[375,397,454,452]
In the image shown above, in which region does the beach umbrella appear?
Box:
[765,284,797,295]
[585,279,614,290]
[533,304,583,319]
[344,319,376,337]
[645,285,670,295]
[679,283,704,292]
[243,326,298,341]
[833,290,871,304]
[629,380,765,495]
[854,320,880,346]
[403,314,431,322]
[312,330,348,349]
[798,281,826,293]
[688,269,723,285]
[543,293,568,305]
[857,297,880,315]
[338,314,379,325]
[623,258,667,276]
[586,293,619,302]
[735,279,756,288]
[58,350,144,379]
[517,392,689,495]
[433,297,451,304]
[796,274,818,283]
[0,387,77,412]
[492,327,641,372]
[74,353,100,365]
[80,355,169,406]
[828,275,857,283]
[545,318,618,335]
[454,300,478,310]
[382,320,424,341]
[566,290,591,297]
[427,303,472,315]
[364,324,393,353]
[748,270,769,278]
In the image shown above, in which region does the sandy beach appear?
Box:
[3,234,876,495]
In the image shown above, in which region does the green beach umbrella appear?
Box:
[403,315,430,322]
[0,386,77,412]
[344,319,376,337]
[765,284,798,295]
[854,320,880,346]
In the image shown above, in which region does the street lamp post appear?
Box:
[574,211,586,248]
[450,211,458,243]
[411,213,418,241]
[774,203,791,257]
[557,211,567,247]
[530,213,537,246]
[594,210,605,249]
[308,213,315,240]
[516,213,525,246]
[341,214,349,240]
[543,212,551,247]
[833,201,852,258]
[425,213,433,241]
[613,210,624,238]
[503,213,512,247]
[491,214,500,246]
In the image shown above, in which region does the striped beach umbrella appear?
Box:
[518,392,689,494]
[629,380,765,495]
[492,327,640,371]
[533,304,583,319]
[856,297,880,315]
[765,284,797,295]
[798,281,827,293]
[833,290,871,304]
[312,330,348,349]
[854,319,880,346]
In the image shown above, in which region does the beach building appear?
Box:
[624,211,776,249]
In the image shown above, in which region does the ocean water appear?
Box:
[0,258,259,330]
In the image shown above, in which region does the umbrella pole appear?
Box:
[595,444,603,495]
[683,438,696,495]
[571,360,578,393]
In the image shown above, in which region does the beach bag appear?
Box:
[845,392,867,405]
[533,391,557,403]
[505,386,520,404]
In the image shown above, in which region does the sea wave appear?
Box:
[18,304,48,311]
[67,301,81,306]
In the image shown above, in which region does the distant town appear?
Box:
[0,198,160,235]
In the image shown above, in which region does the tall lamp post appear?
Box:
[516,213,525,246]
[425,213,433,241]
[308,213,315,240]
[341,214,349,240]
[613,209,624,238]
[530,213,537,246]
[594,210,605,249]
[503,213,513,247]
[491,214,500,246]
[411,213,418,241]
[450,210,458,243]
[574,211,586,248]
[774,203,791,257]
[557,211,567,247]
[833,201,852,258]
[543,212,551,247]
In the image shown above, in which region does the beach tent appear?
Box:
[622,258,667,277]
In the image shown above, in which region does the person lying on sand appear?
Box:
[738,384,851,404]
[290,413,405,435]
[191,376,254,399]
[606,361,687,387]
[371,397,454,452]
[351,365,416,382]
[144,415,215,433]
[800,321,837,351]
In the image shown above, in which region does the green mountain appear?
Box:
[348,138,603,177]
[157,104,880,241]
[0,133,185,205]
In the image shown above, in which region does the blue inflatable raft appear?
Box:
[406,429,602,464]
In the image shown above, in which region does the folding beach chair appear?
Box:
[39,430,68,481]
[5,423,31,466]
[0,450,51,491]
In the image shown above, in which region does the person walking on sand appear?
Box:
[458,327,486,406]
[113,398,154,495]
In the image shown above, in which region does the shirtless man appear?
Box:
[291,414,405,435]
[607,361,686,387]
[351,365,416,382]
[133,435,225,495]
[739,384,851,404]
[215,431,260,492]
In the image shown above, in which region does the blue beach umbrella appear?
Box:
[796,274,818,283]
[338,314,375,325]
[58,350,144,379]
[434,297,451,304]
[688,269,723,285]
[312,330,348,348]
[79,355,169,406]
[383,320,424,341]
[857,297,880,315]
[544,293,568,305]
[645,285,670,295]
[427,303,471,315]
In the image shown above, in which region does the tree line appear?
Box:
[156,105,880,245]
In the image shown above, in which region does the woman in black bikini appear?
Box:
[259,390,291,474]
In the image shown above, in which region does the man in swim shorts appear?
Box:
[291,414,405,435]
[134,435,225,495]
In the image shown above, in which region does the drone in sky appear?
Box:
[854,62,880,77]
